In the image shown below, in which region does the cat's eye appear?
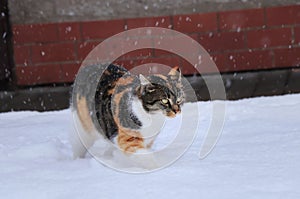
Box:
[161,99,169,104]
[176,98,183,104]
[147,88,155,93]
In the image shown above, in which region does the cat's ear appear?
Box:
[168,66,182,82]
[139,74,151,85]
[139,74,155,94]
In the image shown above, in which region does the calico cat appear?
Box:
[71,64,184,158]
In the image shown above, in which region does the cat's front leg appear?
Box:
[117,128,145,153]
[117,129,158,170]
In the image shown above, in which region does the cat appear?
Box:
[71,64,185,159]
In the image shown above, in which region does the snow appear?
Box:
[1,94,300,199]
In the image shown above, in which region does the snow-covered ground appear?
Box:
[0,94,300,199]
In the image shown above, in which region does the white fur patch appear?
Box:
[132,97,166,140]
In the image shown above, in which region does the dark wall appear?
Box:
[0,0,14,88]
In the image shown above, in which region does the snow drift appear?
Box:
[0,94,300,199]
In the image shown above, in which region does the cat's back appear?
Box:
[71,64,128,134]
[71,64,129,157]
[95,64,136,139]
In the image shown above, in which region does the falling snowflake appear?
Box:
[186,17,191,22]
[65,26,72,33]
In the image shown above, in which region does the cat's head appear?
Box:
[137,67,185,118]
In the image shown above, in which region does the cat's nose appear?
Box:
[172,104,181,114]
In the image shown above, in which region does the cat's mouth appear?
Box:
[166,109,181,118]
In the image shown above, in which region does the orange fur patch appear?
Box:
[76,94,94,133]
[154,74,168,80]
[107,88,115,95]
[118,128,145,153]
[115,76,134,86]
[112,90,125,125]
[168,66,179,76]
[166,111,177,118]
